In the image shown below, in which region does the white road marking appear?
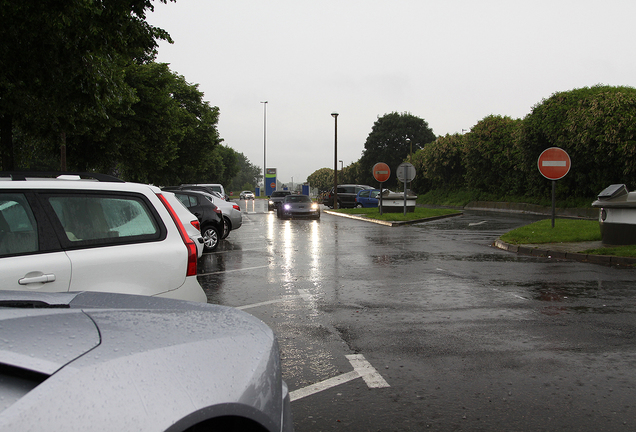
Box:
[346,354,390,388]
[297,289,313,302]
[236,295,303,310]
[468,220,488,226]
[197,265,268,276]
[492,288,528,300]
[290,354,389,402]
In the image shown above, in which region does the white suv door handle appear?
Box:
[19,274,57,285]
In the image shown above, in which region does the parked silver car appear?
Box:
[0,290,293,432]
[187,189,242,239]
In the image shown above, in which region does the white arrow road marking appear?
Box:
[290,354,389,402]
[468,220,488,226]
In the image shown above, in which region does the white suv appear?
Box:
[0,173,206,303]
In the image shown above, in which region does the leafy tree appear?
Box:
[0,0,173,170]
[307,167,334,192]
[412,134,465,192]
[338,161,364,185]
[358,112,436,189]
[210,145,239,186]
[463,115,523,195]
[127,65,223,185]
[517,85,636,198]
[228,152,262,193]
[59,62,223,185]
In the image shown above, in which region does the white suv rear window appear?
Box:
[48,195,159,242]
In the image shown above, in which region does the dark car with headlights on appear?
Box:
[0,290,292,431]
[278,194,320,219]
[268,190,292,211]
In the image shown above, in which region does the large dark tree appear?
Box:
[463,115,523,196]
[516,85,636,198]
[411,133,465,192]
[0,0,173,170]
[358,112,436,189]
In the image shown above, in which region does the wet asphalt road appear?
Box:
[198,199,636,432]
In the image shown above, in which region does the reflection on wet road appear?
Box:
[198,199,636,431]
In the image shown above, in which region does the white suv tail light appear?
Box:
[157,193,198,277]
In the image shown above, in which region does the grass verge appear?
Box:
[583,245,636,257]
[500,219,601,244]
[331,206,461,222]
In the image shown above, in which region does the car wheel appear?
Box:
[222,217,231,239]
[356,203,363,208]
[202,225,220,251]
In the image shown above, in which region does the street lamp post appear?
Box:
[261,101,268,196]
[331,113,339,209]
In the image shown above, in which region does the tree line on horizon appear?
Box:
[3,4,634,199]
[308,85,636,203]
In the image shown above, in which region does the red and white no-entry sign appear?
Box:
[538,147,571,180]
[372,162,391,183]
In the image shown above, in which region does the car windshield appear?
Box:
[286,195,311,203]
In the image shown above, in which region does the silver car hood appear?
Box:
[0,291,285,432]
[0,292,99,376]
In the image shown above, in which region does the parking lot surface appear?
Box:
[198,200,636,431]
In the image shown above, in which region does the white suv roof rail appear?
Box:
[0,172,125,182]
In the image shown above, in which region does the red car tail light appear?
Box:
[232,204,240,211]
[157,193,198,277]
[212,204,222,215]
[190,220,201,232]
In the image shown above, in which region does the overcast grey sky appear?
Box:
[148,0,636,185]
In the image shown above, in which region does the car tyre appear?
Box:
[222,217,231,239]
[356,203,363,208]
[202,224,220,251]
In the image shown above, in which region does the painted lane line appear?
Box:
[197,265,268,276]
[237,295,304,310]
[492,288,528,301]
[237,288,311,311]
[290,354,389,402]
[297,289,313,302]
[346,354,390,388]
[290,371,359,402]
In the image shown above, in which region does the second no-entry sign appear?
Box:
[373,162,391,183]
[538,147,571,180]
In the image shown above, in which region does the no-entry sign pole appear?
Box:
[373,162,390,215]
[538,147,571,228]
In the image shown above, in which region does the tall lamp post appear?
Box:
[261,101,268,196]
[331,112,339,209]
